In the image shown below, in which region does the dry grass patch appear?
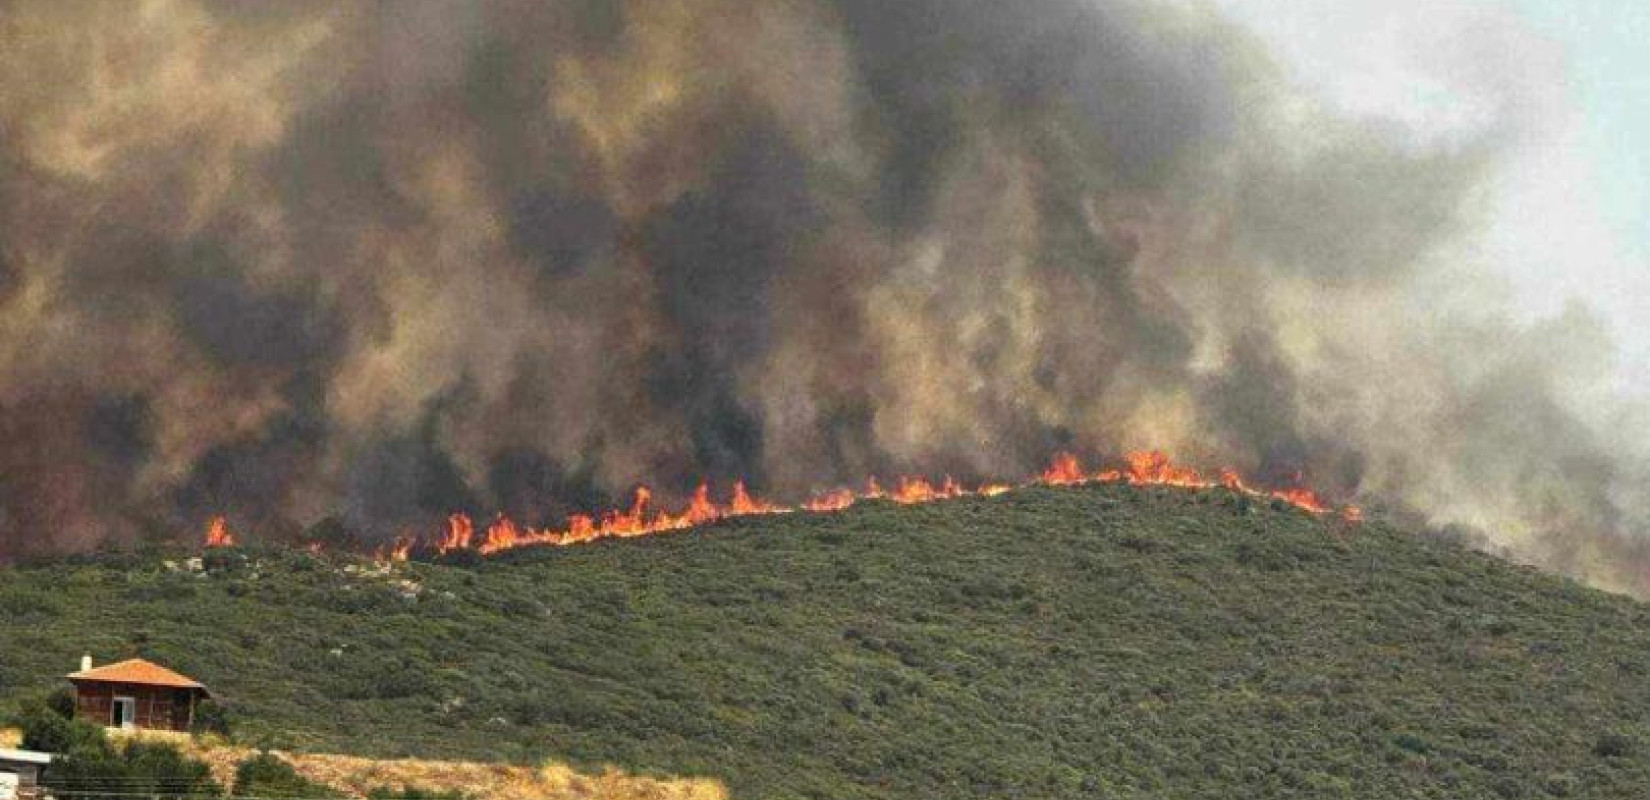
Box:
[186,742,727,800]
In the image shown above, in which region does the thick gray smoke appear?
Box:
[1,0,1644,592]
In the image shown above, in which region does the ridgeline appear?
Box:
[3,484,1648,799]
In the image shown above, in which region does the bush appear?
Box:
[17,701,105,754]
[202,549,245,574]
[1391,733,1431,755]
[367,786,468,800]
[305,516,366,550]
[0,587,62,617]
[1594,732,1636,758]
[328,659,438,702]
[122,740,222,796]
[233,752,343,798]
[192,699,233,736]
[45,686,76,719]
[37,727,220,800]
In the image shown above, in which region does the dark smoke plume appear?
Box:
[1,0,1644,593]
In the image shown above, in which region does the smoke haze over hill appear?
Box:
[0,0,1644,592]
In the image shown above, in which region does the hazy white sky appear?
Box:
[1209,0,1650,394]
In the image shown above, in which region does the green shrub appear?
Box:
[122,740,222,797]
[192,699,233,736]
[233,752,343,798]
[305,516,366,550]
[1392,733,1431,754]
[0,587,61,618]
[17,701,105,754]
[366,786,468,799]
[202,549,245,574]
[36,725,220,800]
[45,685,76,719]
[1595,732,1636,758]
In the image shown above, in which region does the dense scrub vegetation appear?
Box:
[16,705,221,798]
[10,703,468,799]
[3,484,1650,798]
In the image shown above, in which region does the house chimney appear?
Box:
[80,655,92,672]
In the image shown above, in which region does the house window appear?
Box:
[112,696,137,730]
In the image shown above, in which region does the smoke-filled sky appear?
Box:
[2,0,1648,594]
[1212,0,1650,394]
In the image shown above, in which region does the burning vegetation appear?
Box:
[203,450,1358,559]
[204,516,238,548]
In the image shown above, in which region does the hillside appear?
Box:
[3,484,1650,799]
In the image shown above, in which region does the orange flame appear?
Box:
[803,488,857,512]
[1269,487,1327,515]
[204,516,237,548]
[1124,451,1204,487]
[891,476,966,504]
[1041,452,1085,485]
[243,450,1360,560]
[439,513,474,551]
[730,481,781,515]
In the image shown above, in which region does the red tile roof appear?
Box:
[67,659,208,693]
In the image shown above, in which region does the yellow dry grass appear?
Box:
[106,727,192,745]
[184,742,728,800]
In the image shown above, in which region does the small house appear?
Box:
[0,747,51,800]
[67,656,210,733]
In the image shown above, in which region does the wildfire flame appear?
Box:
[201,451,1362,559]
[1041,453,1085,485]
[204,516,237,548]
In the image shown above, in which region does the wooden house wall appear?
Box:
[71,681,194,731]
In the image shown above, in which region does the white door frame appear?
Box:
[112,695,137,729]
